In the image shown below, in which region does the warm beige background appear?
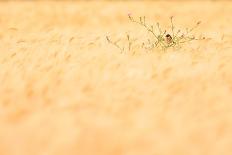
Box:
[0,1,232,155]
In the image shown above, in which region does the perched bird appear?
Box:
[165,34,173,44]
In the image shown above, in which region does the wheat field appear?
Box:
[0,1,232,155]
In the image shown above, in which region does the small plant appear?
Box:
[106,33,135,53]
[106,36,125,53]
[107,14,203,52]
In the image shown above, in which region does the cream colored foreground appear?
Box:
[0,1,232,155]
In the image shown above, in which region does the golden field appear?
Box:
[0,1,232,155]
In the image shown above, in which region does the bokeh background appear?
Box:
[0,0,232,155]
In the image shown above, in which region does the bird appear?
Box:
[165,34,173,44]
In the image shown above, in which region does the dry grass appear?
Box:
[0,1,232,155]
